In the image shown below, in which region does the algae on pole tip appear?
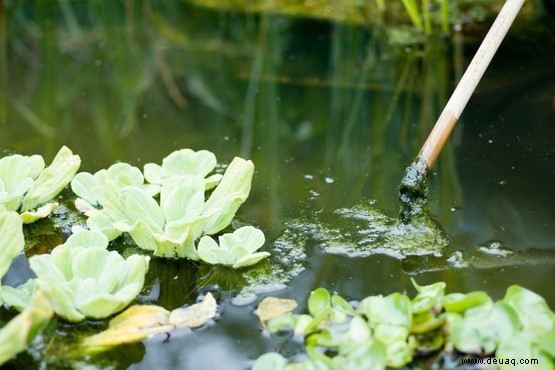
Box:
[398,157,430,226]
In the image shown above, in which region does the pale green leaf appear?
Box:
[308,288,331,317]
[442,291,492,313]
[29,243,149,323]
[1,280,37,312]
[0,291,54,366]
[0,210,24,281]
[252,353,288,370]
[144,149,218,187]
[497,332,554,370]
[62,228,109,249]
[232,252,271,269]
[233,225,266,253]
[197,235,233,265]
[86,211,122,241]
[71,172,103,206]
[411,279,445,314]
[21,146,81,211]
[205,174,223,190]
[121,187,164,230]
[203,157,254,235]
[0,154,44,195]
[198,227,268,268]
[160,177,205,224]
[503,285,555,335]
[386,340,413,368]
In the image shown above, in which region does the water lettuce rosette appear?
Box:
[27,229,149,322]
[71,150,257,260]
[114,156,255,259]
[0,146,81,223]
[197,226,270,269]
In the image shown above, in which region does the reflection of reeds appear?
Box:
[0,1,6,141]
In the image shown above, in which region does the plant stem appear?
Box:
[441,0,450,34]
[401,0,423,31]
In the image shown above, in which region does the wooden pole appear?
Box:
[417,0,525,175]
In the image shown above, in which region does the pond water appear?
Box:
[1,1,554,369]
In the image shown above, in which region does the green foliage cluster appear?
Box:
[0,146,81,223]
[0,146,268,365]
[70,148,268,264]
[255,279,555,370]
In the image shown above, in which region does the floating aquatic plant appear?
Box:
[0,146,81,223]
[0,210,25,304]
[71,150,258,260]
[143,148,223,190]
[12,229,150,323]
[197,226,270,269]
[0,291,53,366]
[71,162,160,240]
[254,279,555,370]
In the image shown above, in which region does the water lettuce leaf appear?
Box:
[197,226,269,268]
[20,146,81,212]
[0,291,54,366]
[359,293,412,344]
[502,285,555,335]
[447,301,520,354]
[202,157,254,235]
[71,162,159,239]
[410,279,445,314]
[27,229,149,322]
[143,148,222,190]
[0,210,25,304]
[0,146,80,222]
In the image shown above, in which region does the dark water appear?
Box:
[1,1,554,369]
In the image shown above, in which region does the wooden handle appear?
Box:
[418,0,525,173]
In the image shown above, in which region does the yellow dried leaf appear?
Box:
[82,305,171,353]
[82,294,218,354]
[256,297,297,324]
[169,293,217,328]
